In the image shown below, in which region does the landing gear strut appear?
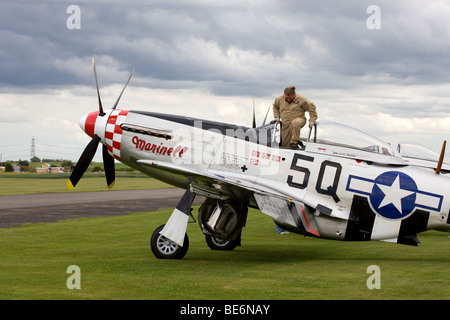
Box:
[149,189,248,259]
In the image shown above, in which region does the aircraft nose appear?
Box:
[79,111,99,138]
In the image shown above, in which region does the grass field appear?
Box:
[0,173,172,195]
[1,205,449,300]
[1,173,449,300]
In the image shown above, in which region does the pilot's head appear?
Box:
[284,86,296,103]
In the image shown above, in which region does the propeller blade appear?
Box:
[102,144,116,189]
[68,135,101,189]
[262,105,271,125]
[112,67,134,110]
[92,58,105,116]
[252,97,256,128]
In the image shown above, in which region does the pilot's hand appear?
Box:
[308,121,316,128]
[270,117,280,124]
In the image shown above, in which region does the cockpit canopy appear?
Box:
[398,141,441,161]
[307,120,400,156]
[398,141,450,173]
[305,120,405,164]
[254,120,444,167]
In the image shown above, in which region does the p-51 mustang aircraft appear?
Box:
[69,60,450,259]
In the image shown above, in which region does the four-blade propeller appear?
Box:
[68,58,133,190]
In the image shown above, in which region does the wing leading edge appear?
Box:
[137,158,324,238]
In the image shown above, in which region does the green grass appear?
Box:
[1,206,449,300]
[0,173,172,195]
[1,173,449,300]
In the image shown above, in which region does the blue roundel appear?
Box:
[369,171,418,220]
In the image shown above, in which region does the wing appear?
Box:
[137,159,327,237]
[137,159,260,201]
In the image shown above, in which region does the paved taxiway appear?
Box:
[0,188,193,228]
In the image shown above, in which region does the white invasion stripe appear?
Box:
[347,176,374,195]
[415,192,441,211]
[371,215,401,240]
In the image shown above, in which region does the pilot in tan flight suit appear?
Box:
[272,86,318,149]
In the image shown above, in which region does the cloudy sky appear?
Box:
[1,0,450,162]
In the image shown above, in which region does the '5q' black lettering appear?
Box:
[287,154,342,203]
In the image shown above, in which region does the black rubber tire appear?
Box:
[150,224,189,259]
[205,234,238,251]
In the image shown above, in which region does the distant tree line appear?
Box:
[0,159,74,173]
[1,159,137,173]
[31,156,73,165]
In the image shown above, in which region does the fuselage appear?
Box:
[79,108,450,246]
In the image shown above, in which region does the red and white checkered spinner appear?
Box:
[79,109,129,161]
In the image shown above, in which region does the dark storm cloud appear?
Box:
[1,0,450,95]
[1,0,450,162]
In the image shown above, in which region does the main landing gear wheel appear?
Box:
[150,224,189,259]
[205,234,239,251]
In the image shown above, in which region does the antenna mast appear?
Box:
[31,137,36,161]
